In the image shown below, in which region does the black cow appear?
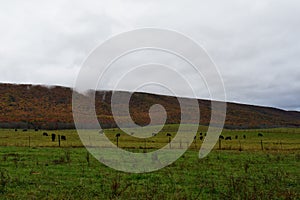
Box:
[15,128,18,132]
[34,128,39,132]
[243,135,246,139]
[225,136,232,140]
[61,135,66,140]
[22,129,28,132]
[199,132,203,136]
[199,136,203,140]
[51,134,56,142]
[43,132,48,136]
[235,135,238,139]
[219,135,224,140]
[258,133,263,137]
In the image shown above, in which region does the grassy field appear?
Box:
[0,126,299,199]
[0,126,299,151]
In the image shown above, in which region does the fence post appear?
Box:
[58,135,61,147]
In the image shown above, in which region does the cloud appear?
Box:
[0,0,299,111]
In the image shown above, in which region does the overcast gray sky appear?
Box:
[0,0,299,111]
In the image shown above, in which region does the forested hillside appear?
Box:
[0,83,299,129]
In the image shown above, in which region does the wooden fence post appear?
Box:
[58,135,61,147]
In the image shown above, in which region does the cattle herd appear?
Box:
[12,128,264,144]
[217,133,263,140]
[46,133,67,142]
[191,132,263,141]
[14,129,67,142]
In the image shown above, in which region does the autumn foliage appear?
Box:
[0,83,299,129]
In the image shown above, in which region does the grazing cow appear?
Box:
[43,132,48,136]
[15,128,18,132]
[258,133,263,137]
[51,134,56,142]
[22,129,27,132]
[61,135,66,140]
[243,135,246,139]
[235,135,238,139]
[199,132,203,136]
[166,133,172,137]
[219,135,224,140]
[116,133,121,137]
[199,136,203,140]
[34,128,38,132]
[225,136,232,140]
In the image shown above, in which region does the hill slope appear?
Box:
[0,83,299,129]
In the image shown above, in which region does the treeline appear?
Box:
[0,122,120,130]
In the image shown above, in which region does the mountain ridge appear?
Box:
[0,83,299,130]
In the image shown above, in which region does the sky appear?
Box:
[0,0,299,111]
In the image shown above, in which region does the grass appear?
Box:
[1,125,299,151]
[0,147,299,199]
[0,125,299,199]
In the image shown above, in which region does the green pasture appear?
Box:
[0,147,299,199]
[0,125,299,199]
[0,125,299,151]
